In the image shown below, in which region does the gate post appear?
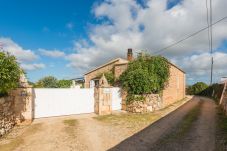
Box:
[94,74,112,115]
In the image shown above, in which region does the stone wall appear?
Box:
[0,96,16,137]
[0,87,33,137]
[126,94,162,113]
[162,65,185,107]
[114,63,128,78]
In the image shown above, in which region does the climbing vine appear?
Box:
[119,54,170,102]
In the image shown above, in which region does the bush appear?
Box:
[0,52,21,96]
[187,82,208,95]
[199,83,224,102]
[119,55,170,95]
[35,76,58,88]
[57,80,72,88]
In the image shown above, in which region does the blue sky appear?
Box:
[0,0,226,84]
[0,0,97,81]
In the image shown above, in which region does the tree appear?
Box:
[119,55,170,98]
[35,76,58,88]
[0,52,21,96]
[187,82,208,95]
[57,80,72,88]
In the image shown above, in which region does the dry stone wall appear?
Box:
[126,94,162,113]
[0,87,33,137]
[0,96,16,137]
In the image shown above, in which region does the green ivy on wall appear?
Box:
[119,54,170,102]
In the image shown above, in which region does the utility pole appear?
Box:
[210,0,213,85]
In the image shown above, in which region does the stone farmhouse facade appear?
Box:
[84,49,186,107]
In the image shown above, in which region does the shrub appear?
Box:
[187,82,208,95]
[57,80,72,88]
[35,76,58,88]
[119,55,170,95]
[0,52,21,96]
[119,55,170,103]
[199,83,224,102]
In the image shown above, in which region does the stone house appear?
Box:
[84,49,186,108]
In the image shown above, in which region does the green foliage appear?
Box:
[57,80,72,88]
[126,95,145,105]
[0,52,21,96]
[187,82,208,95]
[35,76,58,88]
[97,71,115,85]
[199,83,224,102]
[28,81,35,86]
[119,55,170,95]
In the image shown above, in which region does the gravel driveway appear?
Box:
[0,96,217,151]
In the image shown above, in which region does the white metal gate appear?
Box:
[111,88,122,110]
[34,88,94,118]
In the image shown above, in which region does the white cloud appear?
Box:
[0,37,46,71]
[67,0,227,83]
[171,51,227,84]
[0,37,38,62]
[20,63,45,71]
[38,49,65,58]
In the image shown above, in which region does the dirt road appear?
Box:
[110,97,217,151]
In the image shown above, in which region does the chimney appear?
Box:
[127,48,133,61]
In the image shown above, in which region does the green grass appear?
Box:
[0,123,42,151]
[63,119,78,136]
[215,107,227,151]
[63,119,78,127]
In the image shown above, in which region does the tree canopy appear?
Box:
[0,52,21,96]
[35,76,72,88]
[187,82,209,95]
[35,76,58,88]
[57,80,72,88]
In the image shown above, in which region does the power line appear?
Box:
[152,15,227,55]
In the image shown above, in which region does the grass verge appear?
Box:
[94,98,188,132]
[0,123,42,151]
[215,106,227,151]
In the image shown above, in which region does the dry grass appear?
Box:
[94,98,188,132]
[0,123,42,151]
[63,119,78,136]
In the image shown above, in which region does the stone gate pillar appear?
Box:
[11,73,34,123]
[94,74,112,115]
